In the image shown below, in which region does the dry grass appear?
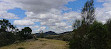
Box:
[0,38,69,49]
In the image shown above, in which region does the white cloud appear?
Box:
[29,26,39,29]
[25,9,63,26]
[95,0,111,23]
[17,27,24,31]
[1,0,79,33]
[29,25,40,33]
[2,0,76,13]
[24,8,80,33]
[65,25,72,29]
[0,11,19,19]
[14,20,35,26]
[106,11,111,15]
[40,26,46,30]
[1,0,111,33]
[0,1,19,19]
[63,11,81,20]
[55,22,67,27]
[36,26,46,32]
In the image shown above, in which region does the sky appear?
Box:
[0,0,111,33]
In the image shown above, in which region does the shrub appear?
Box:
[0,32,16,47]
[69,21,109,49]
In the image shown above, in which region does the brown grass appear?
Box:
[0,38,69,49]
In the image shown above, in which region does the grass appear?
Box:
[0,38,69,49]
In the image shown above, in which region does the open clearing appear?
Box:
[0,38,69,49]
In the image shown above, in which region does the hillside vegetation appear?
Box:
[0,38,69,49]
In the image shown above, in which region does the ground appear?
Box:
[0,38,69,49]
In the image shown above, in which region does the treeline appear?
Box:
[0,19,33,47]
[69,0,111,49]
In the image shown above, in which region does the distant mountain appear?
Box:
[35,31,58,37]
[45,31,58,35]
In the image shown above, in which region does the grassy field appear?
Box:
[0,38,69,49]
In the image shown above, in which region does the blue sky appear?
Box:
[0,0,111,33]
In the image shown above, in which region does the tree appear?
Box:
[0,19,16,47]
[73,20,81,29]
[22,27,32,35]
[0,19,16,32]
[69,0,109,49]
[70,21,109,49]
[81,0,95,25]
[17,27,32,40]
[0,32,15,47]
[87,21,108,49]
[39,30,44,38]
[105,19,111,48]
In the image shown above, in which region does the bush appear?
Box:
[0,32,16,47]
[69,21,109,49]
[69,39,82,49]
[18,47,25,49]
[58,33,73,41]
[45,35,59,39]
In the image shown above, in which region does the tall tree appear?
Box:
[0,19,16,47]
[81,0,95,25]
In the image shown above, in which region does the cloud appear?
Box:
[55,22,67,27]
[36,26,46,32]
[65,25,72,29]
[63,12,81,20]
[29,26,39,29]
[17,27,24,31]
[3,0,76,13]
[106,11,111,15]
[95,0,111,23]
[24,8,80,33]
[14,20,35,26]
[0,11,19,19]
[0,1,19,19]
[1,0,111,33]
[24,9,63,26]
[1,0,79,33]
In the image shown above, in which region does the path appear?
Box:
[0,38,69,49]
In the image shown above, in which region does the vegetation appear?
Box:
[17,27,33,40]
[0,19,33,47]
[69,0,111,49]
[0,19,16,47]
[39,30,44,38]
[57,31,74,41]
